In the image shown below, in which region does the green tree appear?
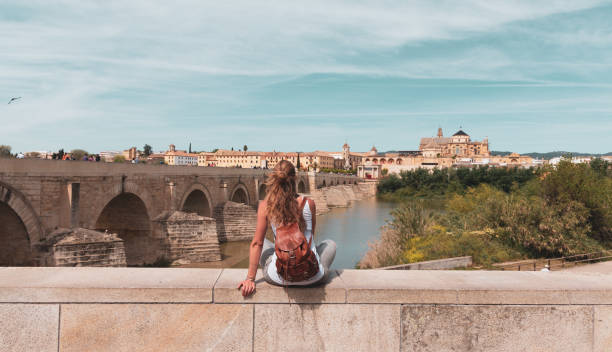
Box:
[541,160,612,242]
[590,157,610,177]
[70,149,88,160]
[143,144,152,157]
[57,149,65,160]
[188,143,192,153]
[0,145,11,158]
[243,145,248,152]
[211,148,219,153]
[113,155,126,163]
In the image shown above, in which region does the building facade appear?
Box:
[196,150,335,170]
[164,144,198,166]
[350,129,534,177]
[419,128,490,157]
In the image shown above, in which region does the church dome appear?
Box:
[453,130,469,136]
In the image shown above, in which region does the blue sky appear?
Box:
[1,1,612,154]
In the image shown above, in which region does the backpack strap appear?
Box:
[299,196,307,212]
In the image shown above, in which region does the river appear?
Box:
[187,198,396,269]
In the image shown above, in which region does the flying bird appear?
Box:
[8,97,21,104]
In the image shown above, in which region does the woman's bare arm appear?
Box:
[238,200,269,296]
[309,198,316,237]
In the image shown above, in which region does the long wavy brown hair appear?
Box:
[265,160,305,230]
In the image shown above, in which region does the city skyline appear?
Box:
[2,1,612,153]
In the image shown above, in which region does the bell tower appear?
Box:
[342,142,351,169]
[437,127,443,138]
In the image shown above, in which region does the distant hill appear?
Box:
[491,151,612,159]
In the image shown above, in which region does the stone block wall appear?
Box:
[305,190,329,215]
[323,186,350,207]
[307,183,377,215]
[1,267,612,351]
[153,211,222,264]
[213,201,257,242]
[39,228,126,267]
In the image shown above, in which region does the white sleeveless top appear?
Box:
[268,200,325,285]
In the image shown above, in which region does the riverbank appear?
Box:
[307,182,378,215]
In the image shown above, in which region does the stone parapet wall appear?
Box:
[213,201,258,242]
[1,267,611,351]
[381,255,473,270]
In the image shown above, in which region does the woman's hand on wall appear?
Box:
[238,279,256,297]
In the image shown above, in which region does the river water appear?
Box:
[316,198,396,268]
[188,198,396,269]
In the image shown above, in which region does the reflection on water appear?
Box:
[183,197,395,269]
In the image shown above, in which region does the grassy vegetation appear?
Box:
[359,159,612,268]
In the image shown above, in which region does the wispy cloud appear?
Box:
[1,1,612,153]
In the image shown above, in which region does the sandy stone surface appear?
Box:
[562,260,612,274]
[0,304,58,352]
[401,305,593,352]
[595,306,612,352]
[253,304,400,351]
[0,267,221,303]
[214,268,347,303]
[59,304,252,352]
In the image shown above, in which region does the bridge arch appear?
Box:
[95,192,159,266]
[297,180,306,193]
[230,183,250,205]
[0,182,41,265]
[180,184,213,217]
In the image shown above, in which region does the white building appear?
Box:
[164,144,198,166]
[99,151,122,162]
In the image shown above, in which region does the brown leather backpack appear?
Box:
[274,197,320,282]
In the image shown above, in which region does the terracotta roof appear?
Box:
[165,151,198,157]
[419,137,451,146]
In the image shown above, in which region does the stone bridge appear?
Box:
[0,159,364,266]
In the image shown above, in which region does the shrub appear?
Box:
[358,226,404,268]
[113,155,126,163]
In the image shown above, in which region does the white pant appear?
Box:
[259,238,336,286]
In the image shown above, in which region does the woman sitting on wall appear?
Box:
[238,160,336,296]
